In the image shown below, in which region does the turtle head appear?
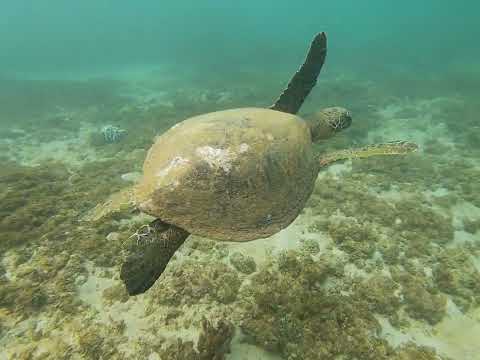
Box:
[307,106,352,142]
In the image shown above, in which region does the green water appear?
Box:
[2,1,478,76]
[1,2,480,360]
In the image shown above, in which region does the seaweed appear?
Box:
[433,248,480,311]
[229,252,257,274]
[155,318,234,360]
[151,260,242,306]
[392,269,447,325]
[240,250,396,359]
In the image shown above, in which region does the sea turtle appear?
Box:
[88,32,417,296]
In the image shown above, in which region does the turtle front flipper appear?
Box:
[270,32,327,114]
[318,141,419,169]
[120,219,190,296]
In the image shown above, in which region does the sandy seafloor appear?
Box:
[0,65,479,360]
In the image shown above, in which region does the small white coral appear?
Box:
[101,125,127,143]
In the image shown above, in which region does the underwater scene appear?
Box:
[1,1,480,359]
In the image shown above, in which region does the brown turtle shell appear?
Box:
[134,107,317,241]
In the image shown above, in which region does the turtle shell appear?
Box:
[134,107,317,241]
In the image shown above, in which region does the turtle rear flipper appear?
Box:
[83,187,136,222]
[121,219,190,295]
[270,32,327,114]
[318,141,419,168]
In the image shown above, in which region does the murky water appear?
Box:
[1,2,479,359]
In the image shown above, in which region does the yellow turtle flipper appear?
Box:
[318,140,418,169]
[83,187,136,222]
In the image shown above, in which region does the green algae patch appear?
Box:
[0,157,138,321]
[392,269,447,325]
[229,252,257,274]
[328,218,378,261]
[102,283,129,306]
[151,260,242,306]
[155,318,234,360]
[239,250,395,360]
[0,161,71,250]
[351,275,401,318]
[394,199,454,246]
[433,248,480,311]
[238,248,450,359]
[392,343,450,360]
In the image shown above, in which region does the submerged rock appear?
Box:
[101,125,127,143]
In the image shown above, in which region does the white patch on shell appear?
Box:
[156,156,190,178]
[266,133,274,141]
[196,146,235,173]
[170,122,183,130]
[239,143,249,153]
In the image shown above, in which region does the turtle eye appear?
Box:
[340,111,352,130]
